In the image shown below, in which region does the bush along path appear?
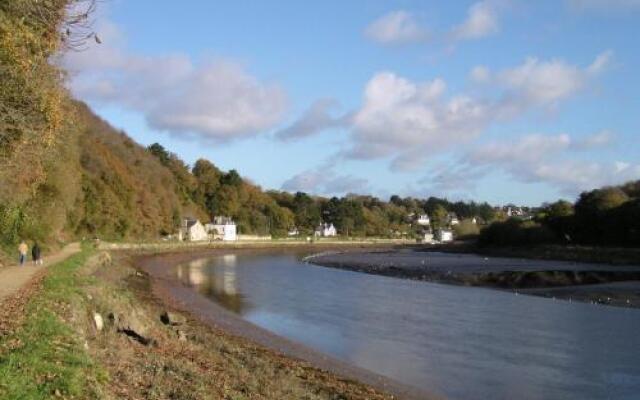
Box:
[0,244,107,399]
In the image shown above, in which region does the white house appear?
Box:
[288,227,299,237]
[435,228,454,243]
[205,216,237,241]
[181,219,208,241]
[422,232,435,244]
[416,214,431,226]
[448,213,460,226]
[315,223,337,237]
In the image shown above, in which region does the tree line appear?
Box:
[146,142,498,238]
[479,181,640,247]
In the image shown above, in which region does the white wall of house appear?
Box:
[187,221,208,241]
[324,224,337,237]
[423,232,435,244]
[436,229,454,243]
[222,223,237,241]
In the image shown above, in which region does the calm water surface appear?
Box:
[175,251,640,400]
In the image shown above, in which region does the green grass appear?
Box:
[0,244,107,399]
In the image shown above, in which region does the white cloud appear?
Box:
[274,99,345,141]
[347,72,489,170]
[61,20,287,142]
[426,132,638,195]
[281,167,368,196]
[339,52,610,171]
[528,160,640,193]
[364,11,427,45]
[500,58,584,104]
[587,50,614,75]
[452,1,500,40]
[494,50,612,117]
[467,134,572,164]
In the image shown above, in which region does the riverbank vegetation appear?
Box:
[479,181,640,248]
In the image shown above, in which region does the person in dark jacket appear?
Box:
[32,242,42,265]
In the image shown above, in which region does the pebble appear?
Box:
[93,313,104,331]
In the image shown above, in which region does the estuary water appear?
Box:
[174,251,640,400]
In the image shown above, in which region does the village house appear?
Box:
[288,227,299,237]
[205,216,237,241]
[315,222,337,237]
[435,228,454,243]
[447,213,460,226]
[180,219,208,241]
[422,231,435,244]
[416,214,431,226]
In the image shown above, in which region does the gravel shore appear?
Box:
[308,248,640,308]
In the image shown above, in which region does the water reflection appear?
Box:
[175,254,249,313]
[175,252,640,400]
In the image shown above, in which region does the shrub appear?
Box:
[478,218,558,247]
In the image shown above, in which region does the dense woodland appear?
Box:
[1,0,638,264]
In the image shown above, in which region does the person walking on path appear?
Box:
[32,242,42,265]
[18,241,28,266]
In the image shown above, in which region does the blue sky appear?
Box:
[62,0,640,205]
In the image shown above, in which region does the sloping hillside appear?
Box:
[70,103,208,239]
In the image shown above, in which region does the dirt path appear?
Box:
[0,243,81,302]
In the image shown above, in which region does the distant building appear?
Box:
[435,229,454,243]
[181,219,208,241]
[288,227,299,237]
[416,214,431,226]
[205,216,237,241]
[315,223,337,237]
[505,206,533,221]
[448,213,460,226]
[422,232,435,244]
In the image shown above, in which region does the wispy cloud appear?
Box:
[274,99,346,141]
[421,132,639,196]
[281,165,369,196]
[451,1,500,40]
[364,10,427,45]
[365,2,507,48]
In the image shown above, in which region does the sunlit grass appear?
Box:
[0,244,107,399]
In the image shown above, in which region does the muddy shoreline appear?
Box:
[308,248,640,308]
[134,247,442,400]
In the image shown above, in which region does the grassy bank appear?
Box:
[0,245,106,399]
[0,244,395,399]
